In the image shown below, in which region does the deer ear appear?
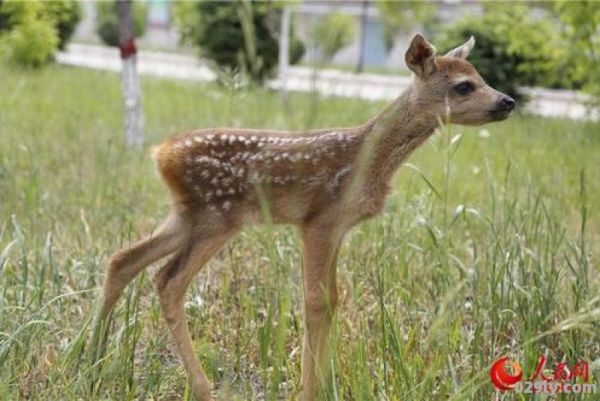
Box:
[445,36,475,59]
[405,34,437,78]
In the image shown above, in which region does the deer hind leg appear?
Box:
[100,212,186,319]
[154,221,237,401]
[300,221,343,401]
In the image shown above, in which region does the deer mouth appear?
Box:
[488,109,513,121]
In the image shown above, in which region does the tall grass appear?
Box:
[0,64,599,400]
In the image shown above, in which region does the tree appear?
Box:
[39,0,81,50]
[117,0,143,147]
[356,0,368,73]
[311,13,355,62]
[356,1,437,72]
[173,1,305,81]
[436,5,561,99]
[376,1,437,51]
[553,0,600,102]
[0,1,80,67]
[96,1,147,47]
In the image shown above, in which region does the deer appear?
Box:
[98,34,515,401]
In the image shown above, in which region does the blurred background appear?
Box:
[1,1,599,400]
[1,0,599,118]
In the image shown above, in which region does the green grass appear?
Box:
[1,63,599,400]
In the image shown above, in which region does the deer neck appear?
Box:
[362,86,439,189]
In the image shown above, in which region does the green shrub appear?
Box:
[0,1,32,33]
[553,0,600,102]
[0,2,16,33]
[95,1,147,47]
[39,0,82,50]
[1,17,58,67]
[311,13,355,61]
[172,1,201,48]
[0,1,79,66]
[376,2,437,51]
[436,6,563,98]
[289,32,306,67]
[174,1,305,81]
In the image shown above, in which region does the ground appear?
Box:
[1,64,599,400]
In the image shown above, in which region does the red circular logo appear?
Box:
[490,356,523,390]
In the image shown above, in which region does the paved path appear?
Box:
[57,43,216,81]
[57,43,597,121]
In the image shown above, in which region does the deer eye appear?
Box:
[454,81,475,95]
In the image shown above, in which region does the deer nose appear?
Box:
[499,96,516,111]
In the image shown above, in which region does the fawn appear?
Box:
[99,34,515,400]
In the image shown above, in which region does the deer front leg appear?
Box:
[300,222,343,401]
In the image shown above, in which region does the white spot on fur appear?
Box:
[196,156,221,168]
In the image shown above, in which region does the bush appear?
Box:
[1,17,58,67]
[0,1,76,67]
[553,1,600,102]
[376,2,437,51]
[172,1,201,48]
[289,32,306,67]
[174,1,305,81]
[95,1,147,47]
[311,13,355,61]
[436,6,563,98]
[0,1,31,33]
[39,1,82,50]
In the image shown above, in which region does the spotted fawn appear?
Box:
[99,34,515,401]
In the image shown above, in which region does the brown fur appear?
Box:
[99,34,514,401]
[436,56,478,75]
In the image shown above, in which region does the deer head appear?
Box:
[405,34,515,126]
